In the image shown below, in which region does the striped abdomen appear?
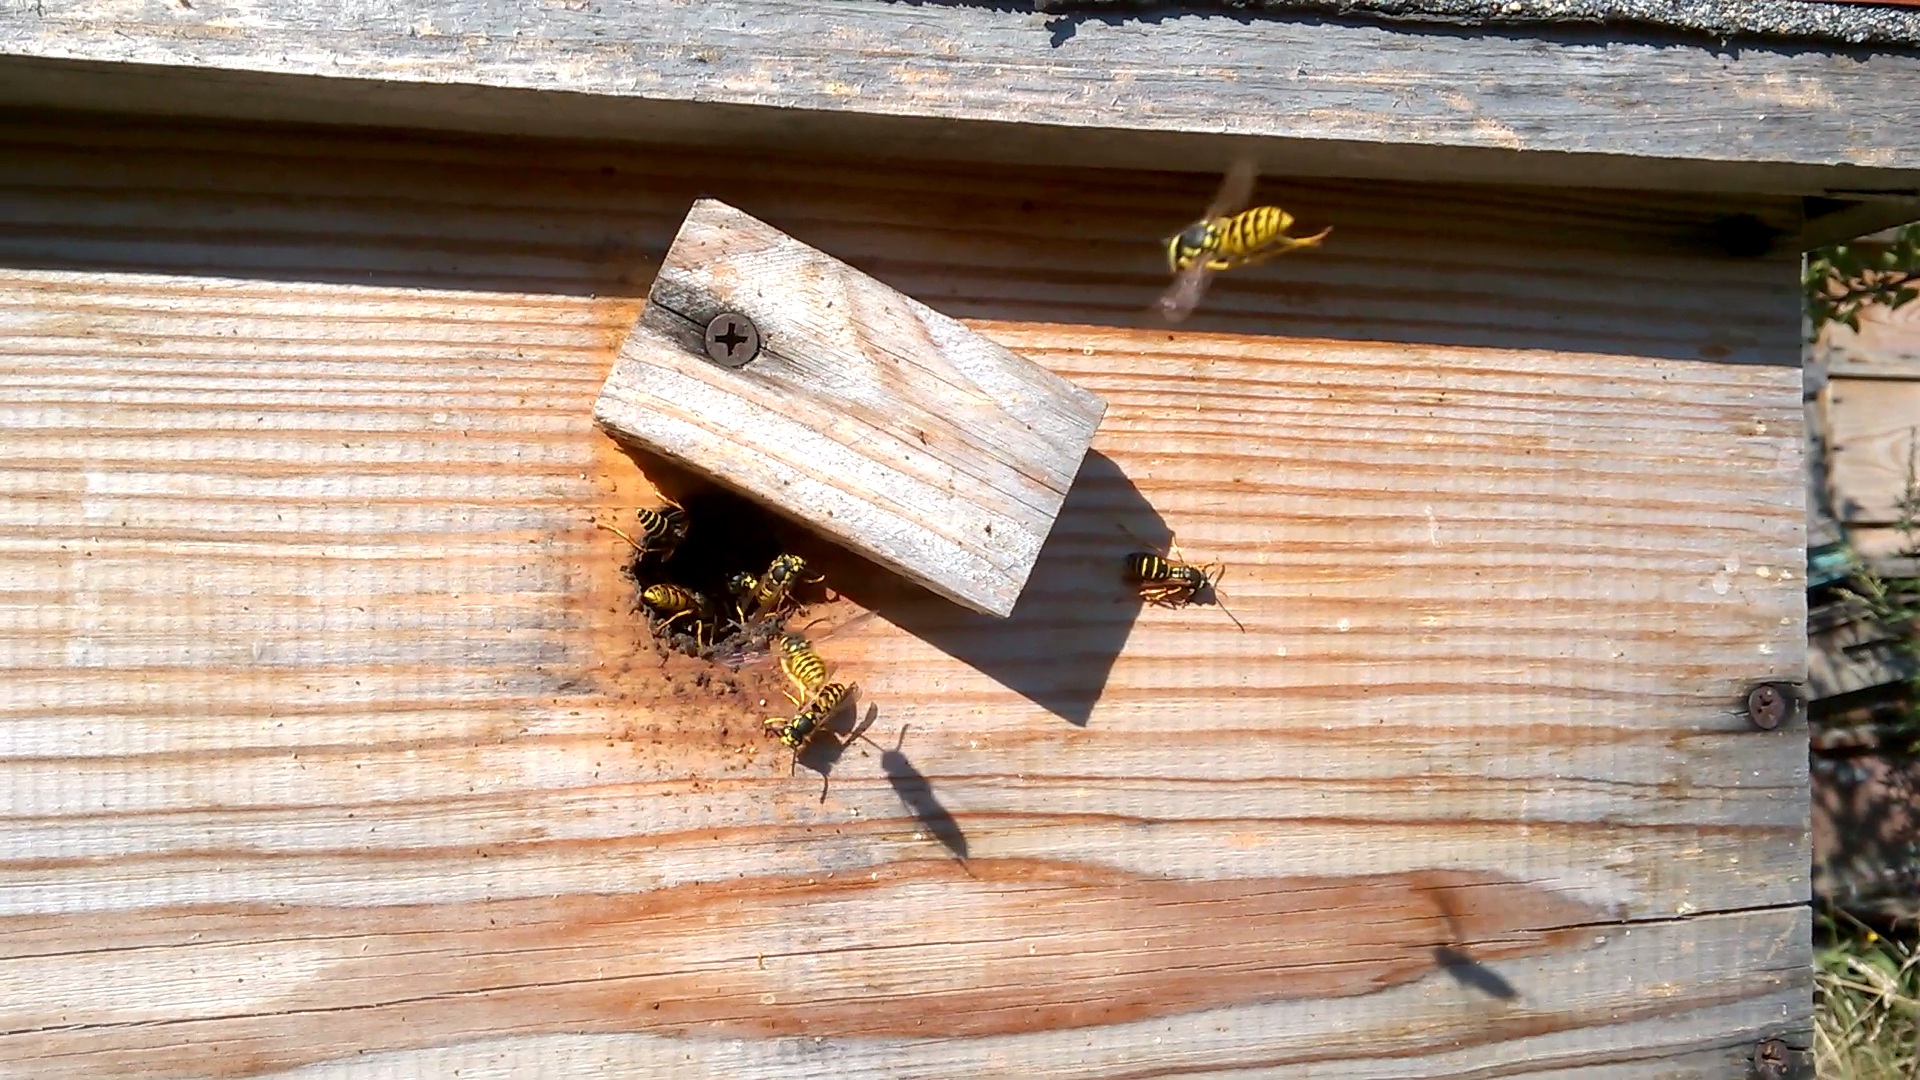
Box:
[641,584,704,617]
[777,633,829,695]
[633,505,688,549]
[1124,552,1173,583]
[1214,206,1288,260]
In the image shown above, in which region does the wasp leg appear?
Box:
[1233,228,1332,267]
[1136,583,1195,608]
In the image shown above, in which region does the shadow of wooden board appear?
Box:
[0,115,1809,1078]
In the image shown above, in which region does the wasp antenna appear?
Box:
[594,520,646,552]
[1215,595,1247,633]
[894,723,910,753]
[1209,568,1247,633]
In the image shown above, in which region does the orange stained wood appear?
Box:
[0,113,1808,1078]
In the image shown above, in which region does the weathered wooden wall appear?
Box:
[1816,300,1920,575]
[3,0,1920,198]
[0,113,1808,1078]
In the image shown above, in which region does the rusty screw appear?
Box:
[1746,684,1791,730]
[1752,1038,1792,1079]
[704,312,760,368]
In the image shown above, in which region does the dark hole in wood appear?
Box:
[618,485,839,662]
[607,450,839,666]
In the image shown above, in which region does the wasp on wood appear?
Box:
[1121,531,1245,632]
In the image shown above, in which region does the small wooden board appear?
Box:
[594,199,1106,618]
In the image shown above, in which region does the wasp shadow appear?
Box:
[1432,946,1519,1001]
[860,715,969,864]
[815,450,1165,727]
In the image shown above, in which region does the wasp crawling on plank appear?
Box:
[1122,532,1245,632]
[1155,157,1331,324]
[595,497,690,561]
[765,681,857,771]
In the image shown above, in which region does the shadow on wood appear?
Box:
[1432,946,1520,1001]
[822,450,1162,726]
[861,716,970,865]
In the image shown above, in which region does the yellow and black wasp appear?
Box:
[595,497,690,561]
[1155,158,1331,324]
[724,569,761,623]
[639,582,716,647]
[745,553,823,619]
[764,681,857,769]
[774,631,832,705]
[1122,534,1245,631]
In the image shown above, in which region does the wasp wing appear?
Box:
[1150,158,1254,325]
[1152,261,1217,325]
[1204,157,1258,221]
[714,608,884,672]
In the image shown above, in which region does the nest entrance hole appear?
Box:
[621,486,831,663]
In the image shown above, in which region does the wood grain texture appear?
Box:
[1825,378,1920,526]
[1808,595,1914,699]
[596,199,1106,618]
[0,114,1809,1078]
[0,0,1917,198]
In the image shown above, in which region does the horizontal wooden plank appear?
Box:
[1826,378,1920,525]
[1808,597,1915,698]
[0,116,1808,1077]
[596,199,1107,618]
[1819,295,1920,378]
[3,899,1811,1078]
[0,0,1917,197]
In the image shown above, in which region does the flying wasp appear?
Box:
[1155,158,1331,324]
[594,497,689,560]
[764,681,857,769]
[639,582,716,647]
[746,553,823,618]
[1122,533,1245,632]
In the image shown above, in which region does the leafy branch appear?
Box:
[1806,223,1920,336]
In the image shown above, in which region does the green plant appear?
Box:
[1806,223,1920,336]
[1818,910,1920,1080]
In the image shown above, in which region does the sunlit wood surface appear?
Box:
[0,114,1808,1078]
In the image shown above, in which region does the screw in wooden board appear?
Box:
[1746,683,1791,730]
[1751,1038,1793,1079]
[704,312,761,368]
